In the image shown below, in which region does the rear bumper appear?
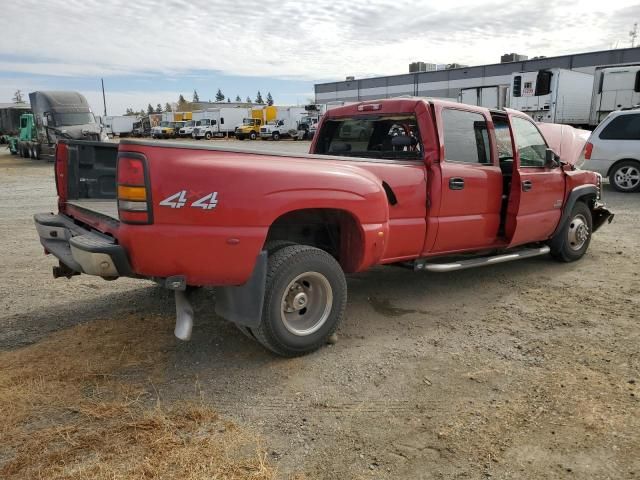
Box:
[34,213,133,277]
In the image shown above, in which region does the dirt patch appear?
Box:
[0,313,279,479]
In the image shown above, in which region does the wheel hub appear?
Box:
[280,272,333,336]
[567,214,589,251]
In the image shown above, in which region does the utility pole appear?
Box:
[101,78,107,116]
[631,23,638,48]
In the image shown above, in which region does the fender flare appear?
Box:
[551,184,597,238]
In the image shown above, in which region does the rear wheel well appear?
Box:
[264,209,364,273]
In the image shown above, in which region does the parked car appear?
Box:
[34,99,613,357]
[579,108,640,192]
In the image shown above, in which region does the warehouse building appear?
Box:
[314,47,640,104]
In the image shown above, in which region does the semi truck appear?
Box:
[8,91,104,160]
[509,69,594,126]
[589,64,640,126]
[459,85,509,109]
[34,98,613,356]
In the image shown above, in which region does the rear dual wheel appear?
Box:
[241,245,347,357]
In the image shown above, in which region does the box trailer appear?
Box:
[192,107,250,139]
[589,64,640,126]
[102,115,137,137]
[459,85,509,109]
[259,106,306,140]
[509,69,594,126]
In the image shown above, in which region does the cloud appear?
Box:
[1,0,638,83]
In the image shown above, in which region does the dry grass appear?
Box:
[0,314,276,479]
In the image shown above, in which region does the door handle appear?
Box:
[522,180,533,192]
[449,178,465,190]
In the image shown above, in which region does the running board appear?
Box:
[414,246,550,272]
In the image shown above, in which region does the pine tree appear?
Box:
[266,92,274,106]
[255,91,264,104]
[156,103,162,113]
[147,104,154,114]
[177,94,187,111]
[164,102,172,112]
[215,89,225,102]
[193,90,200,102]
[246,96,252,103]
[235,95,241,102]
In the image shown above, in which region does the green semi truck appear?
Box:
[3,91,105,161]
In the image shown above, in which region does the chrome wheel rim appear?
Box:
[281,272,333,336]
[614,166,640,190]
[567,214,589,251]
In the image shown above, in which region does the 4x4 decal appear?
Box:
[159,190,219,210]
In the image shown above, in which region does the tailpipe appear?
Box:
[174,290,194,341]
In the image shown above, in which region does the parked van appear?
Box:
[579,108,640,192]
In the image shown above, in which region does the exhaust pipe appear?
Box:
[174,290,194,341]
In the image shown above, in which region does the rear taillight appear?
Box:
[117,155,152,224]
[55,142,68,204]
[584,142,593,160]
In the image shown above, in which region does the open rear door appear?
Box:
[504,113,565,247]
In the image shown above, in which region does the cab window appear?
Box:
[441,109,491,164]
[511,117,547,167]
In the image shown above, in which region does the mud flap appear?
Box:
[214,251,267,328]
[591,203,614,232]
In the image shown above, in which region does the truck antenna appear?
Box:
[101,78,107,116]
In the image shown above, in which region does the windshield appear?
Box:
[185,121,195,127]
[315,115,422,160]
[160,121,171,127]
[242,118,257,125]
[53,112,95,127]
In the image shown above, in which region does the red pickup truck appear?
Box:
[35,98,613,356]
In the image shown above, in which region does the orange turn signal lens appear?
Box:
[118,185,147,201]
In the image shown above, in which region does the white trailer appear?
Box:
[459,85,509,109]
[509,69,593,126]
[102,115,137,137]
[589,64,640,126]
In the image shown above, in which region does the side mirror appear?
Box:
[545,148,560,168]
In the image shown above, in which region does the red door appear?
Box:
[505,114,565,247]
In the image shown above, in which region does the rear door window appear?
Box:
[599,114,640,140]
[441,109,491,164]
[315,115,422,160]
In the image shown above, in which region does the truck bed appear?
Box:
[67,199,119,220]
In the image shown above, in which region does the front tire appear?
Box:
[549,201,592,262]
[205,132,212,140]
[272,132,280,141]
[249,131,257,140]
[609,160,640,193]
[251,245,347,357]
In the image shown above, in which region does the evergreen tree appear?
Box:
[266,92,274,106]
[235,95,241,102]
[193,90,200,102]
[147,103,154,114]
[227,98,231,102]
[164,102,172,112]
[246,96,252,103]
[255,91,264,104]
[177,94,187,111]
[155,103,162,113]
[215,89,225,102]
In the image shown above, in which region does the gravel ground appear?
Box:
[1,140,639,479]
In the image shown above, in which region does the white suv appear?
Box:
[580,108,640,192]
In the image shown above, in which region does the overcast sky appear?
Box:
[1,0,638,115]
